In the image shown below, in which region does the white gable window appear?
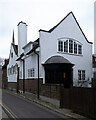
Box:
[58,38,82,55]
[28,68,35,78]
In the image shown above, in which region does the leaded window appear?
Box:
[78,45,82,55]
[58,41,63,52]
[78,70,85,80]
[69,40,73,53]
[82,70,85,80]
[64,40,68,52]
[58,39,82,55]
[74,42,77,54]
[28,68,35,77]
[78,70,81,80]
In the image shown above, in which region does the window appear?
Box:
[28,68,35,77]
[82,70,85,80]
[58,38,82,55]
[20,71,22,78]
[78,70,85,80]
[74,42,77,54]
[11,52,13,58]
[93,72,96,79]
[64,40,68,52]
[13,66,15,74]
[8,68,10,75]
[78,45,82,55]
[69,40,73,53]
[15,64,18,73]
[58,41,63,52]
[8,64,18,76]
[78,70,81,80]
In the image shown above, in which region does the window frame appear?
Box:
[78,70,85,81]
[28,68,35,78]
[58,40,63,52]
[58,38,82,55]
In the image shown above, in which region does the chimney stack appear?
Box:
[17,21,27,56]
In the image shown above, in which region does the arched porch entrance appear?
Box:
[43,56,74,88]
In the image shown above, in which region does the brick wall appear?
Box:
[40,84,62,100]
[8,82,17,90]
[19,78,43,94]
[2,67,8,89]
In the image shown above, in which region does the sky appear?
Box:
[0,0,95,58]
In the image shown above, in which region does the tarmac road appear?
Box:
[2,90,71,119]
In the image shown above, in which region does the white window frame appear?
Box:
[58,40,63,52]
[28,68,35,78]
[78,70,86,81]
[57,38,82,55]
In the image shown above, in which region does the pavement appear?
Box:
[3,89,91,120]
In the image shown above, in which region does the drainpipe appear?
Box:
[34,50,39,99]
[17,67,19,93]
[22,59,25,93]
[20,59,25,93]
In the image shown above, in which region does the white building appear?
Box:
[7,31,18,83]
[7,12,92,88]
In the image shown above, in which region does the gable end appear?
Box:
[39,11,92,44]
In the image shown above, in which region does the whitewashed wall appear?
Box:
[39,13,92,84]
[24,54,37,79]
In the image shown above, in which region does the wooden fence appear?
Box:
[60,87,96,119]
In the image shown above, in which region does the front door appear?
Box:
[44,64,73,88]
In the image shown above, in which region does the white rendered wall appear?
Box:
[18,22,27,56]
[24,54,37,79]
[7,45,19,82]
[39,13,92,84]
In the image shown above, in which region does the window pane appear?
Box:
[78,70,81,80]
[74,42,77,54]
[93,72,96,79]
[69,40,73,53]
[58,41,63,52]
[64,40,68,52]
[28,68,35,77]
[78,45,82,54]
[82,70,85,80]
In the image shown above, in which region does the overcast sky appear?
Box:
[0,0,95,58]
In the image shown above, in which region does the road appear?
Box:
[2,90,71,119]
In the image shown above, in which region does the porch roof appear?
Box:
[44,56,73,65]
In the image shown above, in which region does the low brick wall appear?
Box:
[19,78,43,94]
[40,84,63,100]
[8,82,17,90]
[2,66,8,89]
